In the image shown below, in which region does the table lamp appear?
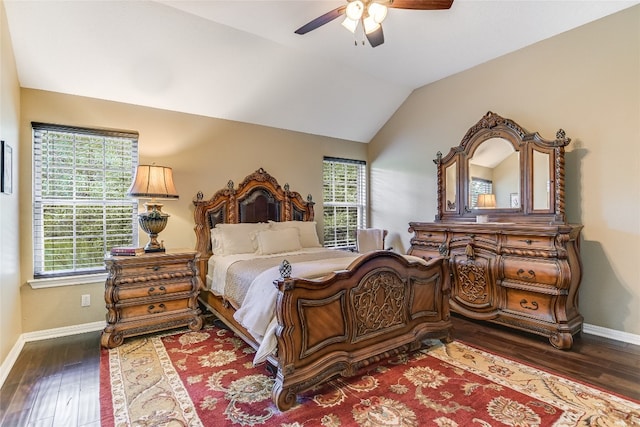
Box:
[127,164,179,252]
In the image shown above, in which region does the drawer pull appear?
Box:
[519,239,534,245]
[148,265,162,271]
[519,299,539,311]
[517,269,536,280]
[148,303,166,314]
[148,286,166,296]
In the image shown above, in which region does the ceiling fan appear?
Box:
[294,0,454,48]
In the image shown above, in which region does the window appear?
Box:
[469,177,493,208]
[322,157,366,249]
[33,123,138,277]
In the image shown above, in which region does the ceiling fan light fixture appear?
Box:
[341,16,359,33]
[367,2,388,24]
[362,15,380,34]
[345,0,364,20]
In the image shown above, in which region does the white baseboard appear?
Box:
[0,321,105,388]
[0,335,26,390]
[21,320,105,342]
[583,322,640,346]
[2,321,638,389]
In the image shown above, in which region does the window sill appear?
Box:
[28,273,108,289]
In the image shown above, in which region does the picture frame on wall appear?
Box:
[510,192,520,208]
[1,140,12,194]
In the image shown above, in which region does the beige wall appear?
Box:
[369,6,640,335]
[0,1,22,366]
[18,89,366,333]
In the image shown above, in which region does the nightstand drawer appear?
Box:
[119,297,191,320]
[114,280,194,301]
[114,261,194,284]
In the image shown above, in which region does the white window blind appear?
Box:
[33,123,139,277]
[322,157,366,249]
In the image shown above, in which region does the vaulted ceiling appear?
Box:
[4,1,638,142]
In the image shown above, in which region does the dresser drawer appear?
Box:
[408,247,441,262]
[114,280,194,301]
[501,257,560,286]
[503,234,555,250]
[118,297,191,320]
[503,287,554,323]
[412,229,446,243]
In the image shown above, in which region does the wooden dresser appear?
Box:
[408,221,582,349]
[411,112,584,349]
[101,249,204,348]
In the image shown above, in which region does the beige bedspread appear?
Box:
[206,248,357,307]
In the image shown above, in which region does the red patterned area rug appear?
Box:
[100,325,639,426]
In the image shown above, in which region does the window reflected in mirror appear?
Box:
[469,138,519,209]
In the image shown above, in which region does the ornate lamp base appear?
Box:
[138,202,169,253]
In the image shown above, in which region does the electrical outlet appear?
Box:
[81,294,90,307]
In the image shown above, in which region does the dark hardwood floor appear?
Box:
[1,315,639,426]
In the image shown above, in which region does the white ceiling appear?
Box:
[4,0,638,143]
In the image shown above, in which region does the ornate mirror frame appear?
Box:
[435,111,572,224]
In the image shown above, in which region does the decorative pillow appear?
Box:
[215,222,269,255]
[269,221,321,248]
[253,228,302,255]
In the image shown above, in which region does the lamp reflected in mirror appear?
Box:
[476,193,496,209]
[128,164,179,252]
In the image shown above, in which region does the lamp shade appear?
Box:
[341,16,358,33]
[128,164,179,199]
[477,193,496,208]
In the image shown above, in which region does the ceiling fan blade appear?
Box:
[366,26,385,48]
[295,5,347,35]
[385,0,453,10]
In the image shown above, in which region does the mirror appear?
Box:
[533,150,550,210]
[434,112,571,224]
[445,162,457,211]
[468,138,519,210]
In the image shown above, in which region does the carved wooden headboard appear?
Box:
[193,168,315,277]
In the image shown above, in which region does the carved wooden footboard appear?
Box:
[271,251,452,410]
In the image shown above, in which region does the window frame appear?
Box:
[322,157,367,249]
[32,122,139,278]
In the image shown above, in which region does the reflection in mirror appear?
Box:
[533,150,550,210]
[445,163,457,211]
[469,138,519,209]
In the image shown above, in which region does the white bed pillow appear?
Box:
[215,222,269,255]
[269,221,321,248]
[210,228,224,254]
[253,228,303,255]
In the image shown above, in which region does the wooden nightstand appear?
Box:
[101,249,204,348]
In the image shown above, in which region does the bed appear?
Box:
[193,168,453,410]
